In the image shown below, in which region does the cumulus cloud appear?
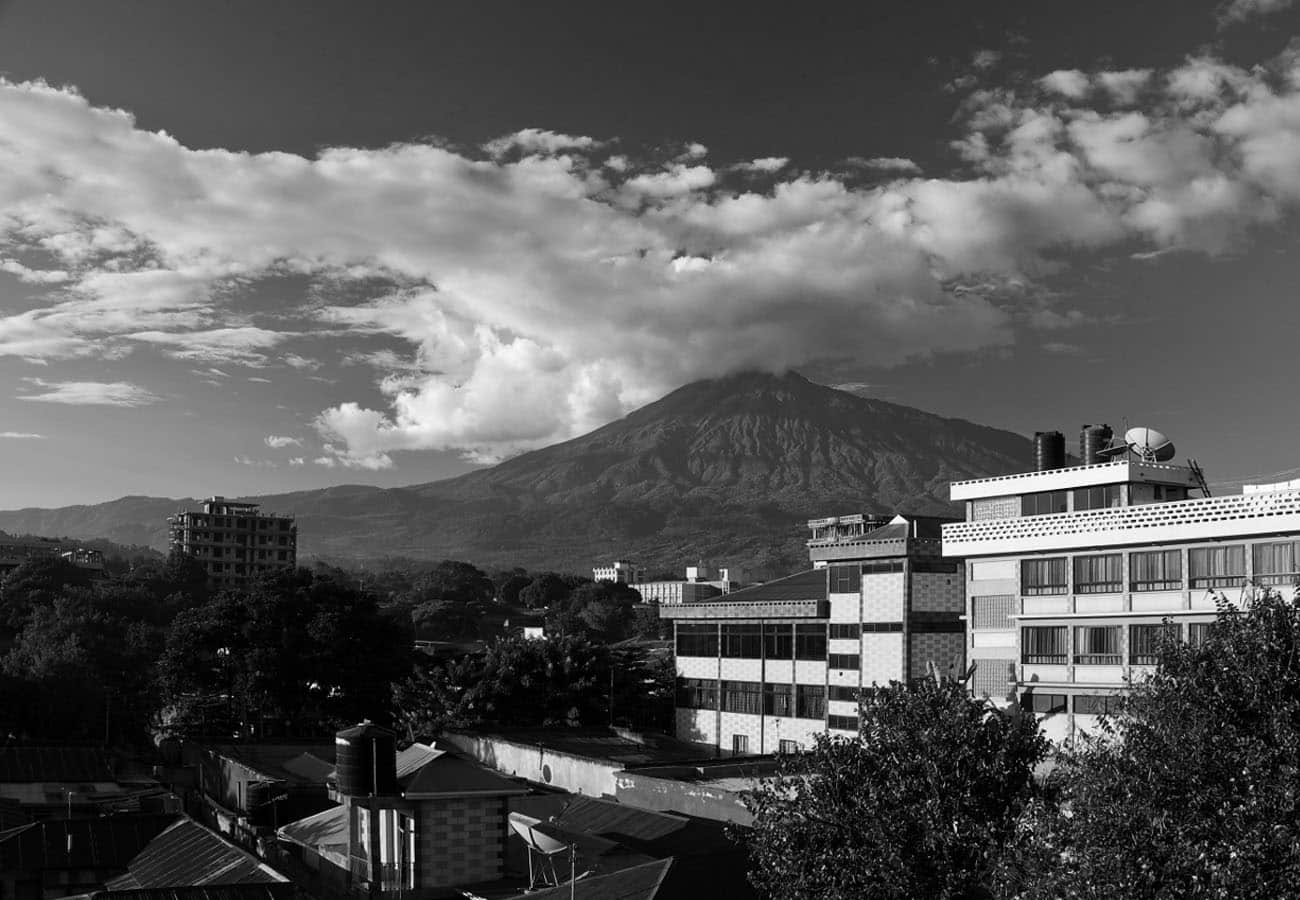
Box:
[1041,70,1091,99]
[264,435,302,448]
[733,157,789,174]
[2,55,1300,465]
[234,455,277,467]
[288,456,305,466]
[0,431,45,439]
[1219,0,1295,25]
[17,378,160,406]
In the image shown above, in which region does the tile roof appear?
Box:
[104,818,287,890]
[0,747,115,783]
[0,812,176,871]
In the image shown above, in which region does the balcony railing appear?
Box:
[943,488,1300,554]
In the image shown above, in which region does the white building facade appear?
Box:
[663,514,964,755]
[943,457,1300,743]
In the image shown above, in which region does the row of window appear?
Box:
[677,679,827,719]
[1021,623,1209,666]
[829,622,905,638]
[1019,542,1300,596]
[827,560,959,594]
[184,517,293,530]
[675,624,828,659]
[1020,693,1120,715]
[1018,484,1187,518]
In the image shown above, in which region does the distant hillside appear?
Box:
[0,372,1033,577]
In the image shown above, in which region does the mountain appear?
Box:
[0,372,1034,577]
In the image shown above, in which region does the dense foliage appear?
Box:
[740,673,1049,900]
[1009,591,1300,900]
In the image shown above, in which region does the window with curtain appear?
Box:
[828,685,859,702]
[1253,541,1300,586]
[1021,626,1067,664]
[675,678,718,710]
[1130,623,1179,665]
[1189,545,1246,589]
[972,594,1016,629]
[828,623,860,639]
[1074,625,1122,664]
[1073,554,1123,594]
[1022,557,1068,595]
[762,682,793,717]
[762,624,793,659]
[1188,622,1213,647]
[1020,692,1067,714]
[1130,549,1182,591]
[720,680,762,715]
[795,685,825,719]
[827,714,859,731]
[1073,694,1118,715]
[828,653,861,670]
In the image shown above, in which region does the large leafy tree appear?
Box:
[741,674,1048,900]
[1013,591,1300,900]
[156,568,412,737]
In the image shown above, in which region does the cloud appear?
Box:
[844,156,923,175]
[17,378,160,406]
[264,435,302,448]
[733,157,789,174]
[0,431,45,439]
[1218,0,1295,25]
[1041,70,1091,99]
[2,55,1300,463]
[248,376,272,383]
[234,455,277,467]
[1042,341,1085,355]
[288,456,304,466]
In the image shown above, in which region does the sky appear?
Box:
[2,0,1300,507]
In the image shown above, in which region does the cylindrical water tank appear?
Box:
[335,721,398,797]
[245,779,285,828]
[1033,431,1065,472]
[1080,424,1113,466]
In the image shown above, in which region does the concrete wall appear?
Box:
[613,770,754,826]
[440,733,619,798]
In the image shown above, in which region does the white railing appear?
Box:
[943,489,1300,554]
[948,459,1197,497]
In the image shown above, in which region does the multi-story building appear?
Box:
[593,560,643,584]
[632,563,745,605]
[168,496,297,587]
[942,443,1300,744]
[662,513,964,755]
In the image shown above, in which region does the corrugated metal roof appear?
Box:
[394,743,442,781]
[551,797,688,845]
[402,750,527,798]
[520,858,673,900]
[0,812,176,871]
[203,744,334,785]
[90,887,292,900]
[276,805,345,852]
[105,818,287,890]
[0,747,115,783]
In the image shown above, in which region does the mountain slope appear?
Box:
[0,372,1033,576]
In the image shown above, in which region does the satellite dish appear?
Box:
[1125,427,1176,463]
[508,812,570,856]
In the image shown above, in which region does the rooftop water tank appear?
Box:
[1080,424,1113,466]
[1033,431,1065,472]
[335,721,398,798]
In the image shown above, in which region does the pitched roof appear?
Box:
[705,568,826,604]
[402,750,527,798]
[276,804,345,853]
[519,858,674,900]
[0,747,115,783]
[89,887,293,900]
[104,818,286,890]
[0,813,177,871]
[201,744,334,785]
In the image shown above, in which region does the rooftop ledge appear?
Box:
[942,487,1300,556]
[949,459,1200,501]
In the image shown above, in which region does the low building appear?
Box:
[943,441,1300,744]
[0,540,104,576]
[613,756,783,826]
[168,497,296,588]
[276,724,529,897]
[630,562,747,606]
[0,746,171,821]
[104,815,291,894]
[662,513,964,754]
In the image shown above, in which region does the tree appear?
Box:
[1012,591,1300,900]
[518,572,579,610]
[0,556,96,632]
[741,672,1048,900]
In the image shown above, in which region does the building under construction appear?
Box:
[168,496,297,587]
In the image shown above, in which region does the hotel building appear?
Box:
[662,513,964,755]
[943,448,1300,744]
[168,496,297,587]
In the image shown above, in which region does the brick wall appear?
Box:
[911,571,965,613]
[417,797,506,889]
[908,632,965,680]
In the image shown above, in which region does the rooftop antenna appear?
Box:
[1123,426,1177,463]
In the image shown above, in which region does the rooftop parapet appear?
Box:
[949,458,1200,502]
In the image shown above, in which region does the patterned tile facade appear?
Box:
[417,797,505,888]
